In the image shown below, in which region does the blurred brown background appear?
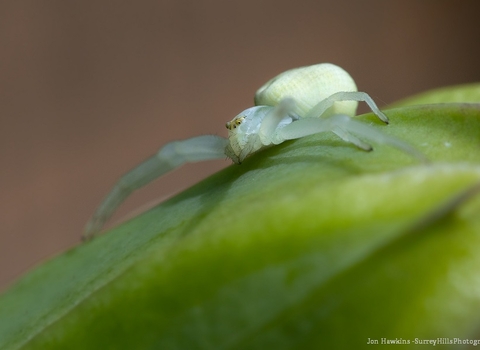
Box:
[1,1,480,291]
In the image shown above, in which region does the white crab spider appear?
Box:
[84,63,424,239]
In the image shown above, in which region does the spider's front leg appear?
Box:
[305,91,390,124]
[84,135,228,240]
[278,114,427,162]
[258,98,298,145]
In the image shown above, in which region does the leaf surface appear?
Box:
[2,89,480,349]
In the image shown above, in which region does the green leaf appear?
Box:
[391,82,480,107]
[2,86,480,349]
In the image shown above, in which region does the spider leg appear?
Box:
[84,135,228,240]
[258,98,297,145]
[279,114,427,162]
[305,91,390,124]
[330,125,373,151]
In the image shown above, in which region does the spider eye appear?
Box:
[226,116,245,130]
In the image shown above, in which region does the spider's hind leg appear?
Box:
[305,91,389,124]
[279,114,427,162]
[330,125,373,151]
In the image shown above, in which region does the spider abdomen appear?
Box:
[254,63,358,118]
